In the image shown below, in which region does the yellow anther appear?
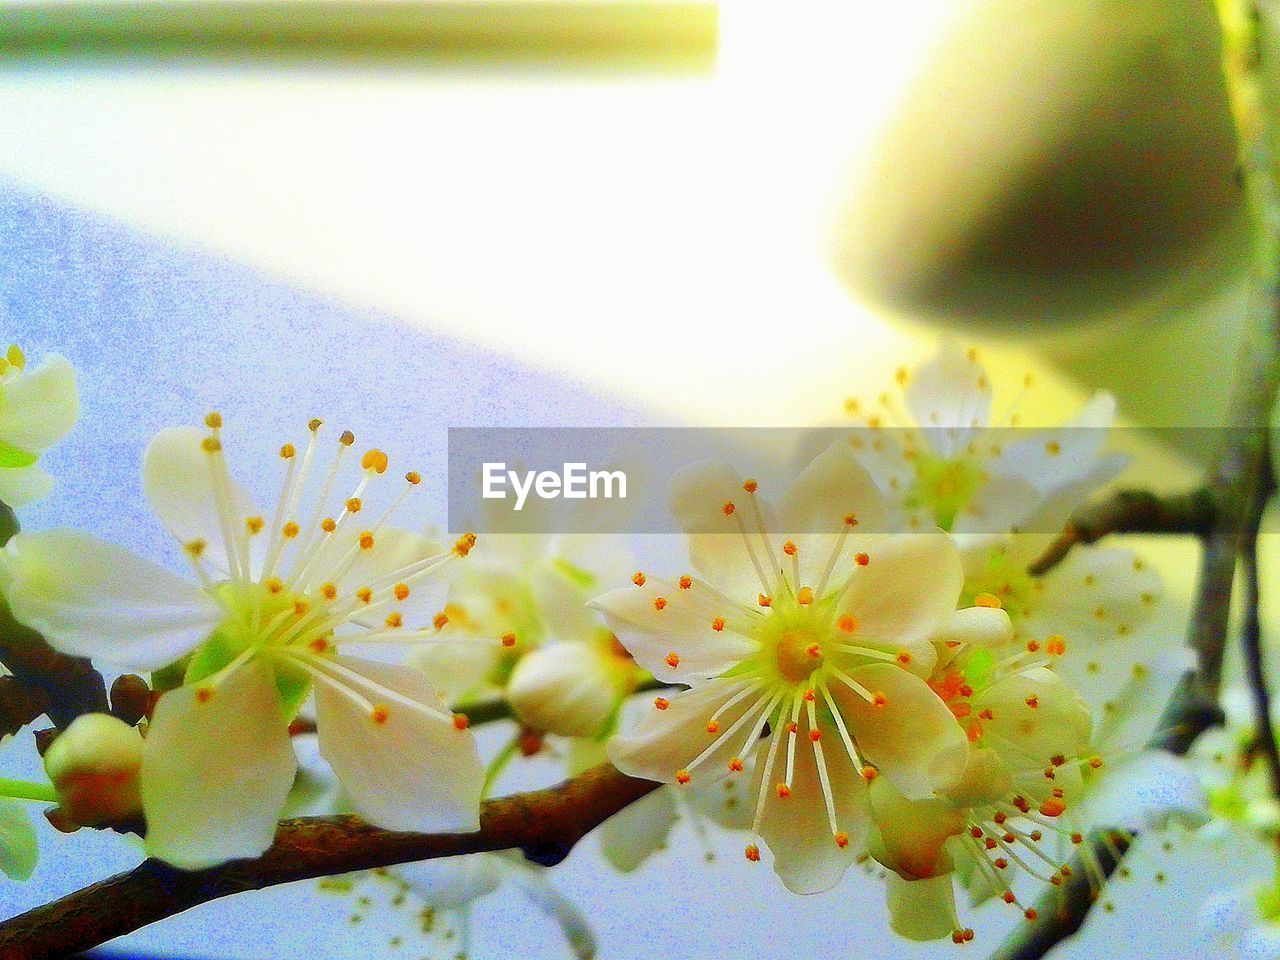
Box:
[359,531,375,550]
[321,583,338,600]
[361,449,389,474]
[321,517,336,533]
[345,497,363,514]
[974,592,1002,609]
[308,418,323,432]
[293,600,310,617]
[433,611,449,630]
[394,583,410,601]
[356,587,373,604]
[453,532,477,556]
[385,612,403,629]
[339,430,355,446]
[405,471,421,485]
[501,632,517,647]
[204,412,223,429]
[184,539,207,557]
[280,443,296,459]
[796,586,814,605]
[282,521,300,539]
[201,436,222,453]
[266,577,284,594]
[6,345,24,369]
[632,571,646,586]
[245,516,265,535]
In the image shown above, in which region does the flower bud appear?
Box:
[43,713,143,826]
[507,643,626,738]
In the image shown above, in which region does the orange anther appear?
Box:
[745,844,760,862]
[385,612,403,629]
[632,571,646,586]
[1046,635,1067,656]
[1039,798,1066,818]
[809,729,821,742]
[712,617,726,632]
[837,614,857,633]
[405,471,421,485]
[665,652,680,668]
[743,479,758,493]
[729,757,744,772]
[654,597,668,611]
[975,593,1002,609]
[855,553,870,566]
[453,713,470,730]
[361,449,389,474]
[359,531,375,550]
[776,783,791,799]
[654,697,669,710]
[433,612,449,630]
[706,720,720,734]
[678,575,693,590]
[835,831,849,848]
[723,501,736,516]
[321,583,338,600]
[357,587,373,604]
[501,632,517,648]
[782,540,797,557]
[676,770,691,785]
[758,594,772,607]
[371,705,390,725]
[796,586,814,605]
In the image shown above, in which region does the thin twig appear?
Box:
[0,762,657,960]
[1028,487,1218,576]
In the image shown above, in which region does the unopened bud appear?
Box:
[43,713,143,826]
[507,644,625,738]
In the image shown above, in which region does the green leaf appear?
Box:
[0,798,37,881]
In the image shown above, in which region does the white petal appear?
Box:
[0,798,37,881]
[143,426,258,559]
[0,464,54,510]
[989,392,1118,494]
[598,787,678,872]
[669,460,775,597]
[589,579,758,683]
[835,533,963,671]
[408,639,501,704]
[832,663,969,800]
[528,557,604,644]
[609,679,771,785]
[506,858,598,960]
[778,442,891,580]
[949,474,1043,539]
[3,529,221,671]
[928,606,1013,650]
[397,854,506,910]
[1080,750,1207,831]
[885,872,960,941]
[315,656,483,833]
[0,354,78,452]
[906,340,991,457]
[142,659,297,868]
[754,713,868,893]
[976,666,1093,768]
[867,775,965,880]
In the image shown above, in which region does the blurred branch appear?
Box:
[1028,487,1218,576]
[0,762,657,960]
[1241,456,1280,797]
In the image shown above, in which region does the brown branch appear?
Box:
[0,676,46,740]
[1028,487,1217,576]
[0,762,657,960]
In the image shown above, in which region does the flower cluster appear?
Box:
[0,340,1214,952]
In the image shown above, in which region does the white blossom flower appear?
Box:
[871,621,1202,942]
[1,416,486,868]
[0,346,79,509]
[591,443,995,894]
[841,340,1123,545]
[43,712,143,826]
